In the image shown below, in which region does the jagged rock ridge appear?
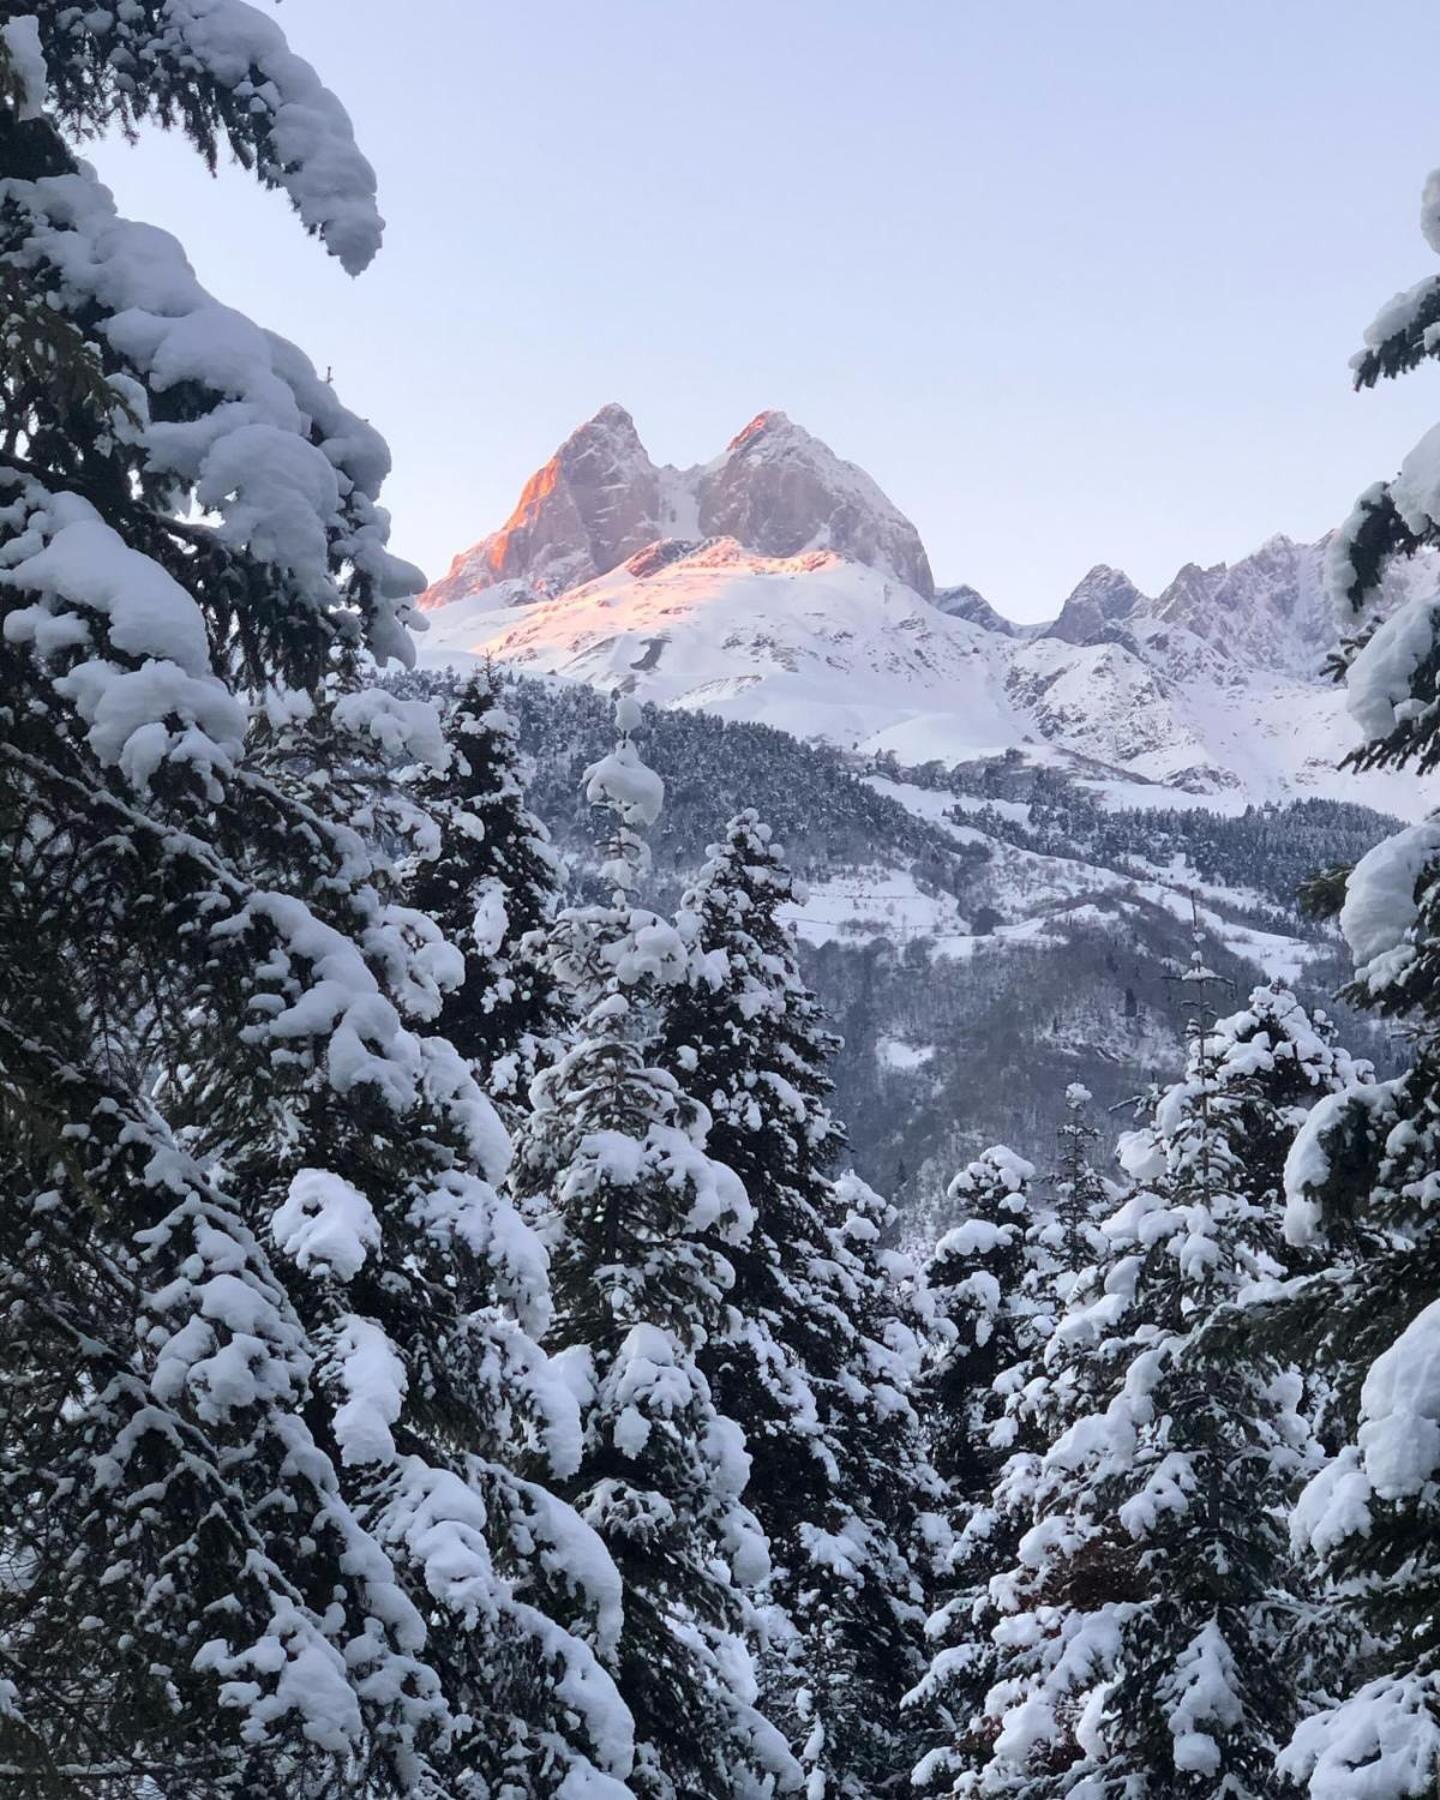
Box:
[1044,565,1148,647]
[1031,536,1334,680]
[421,405,933,607]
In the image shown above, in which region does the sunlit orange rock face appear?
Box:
[420,405,935,610]
[421,404,664,609]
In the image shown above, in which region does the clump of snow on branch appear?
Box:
[1280,1674,1440,1800]
[1357,1298,1440,1502]
[1345,589,1440,739]
[1283,1079,1396,1248]
[6,162,422,663]
[585,737,664,826]
[330,1315,407,1465]
[1,16,46,117]
[334,689,450,769]
[2,493,247,791]
[1164,1621,1244,1777]
[47,0,385,274]
[1340,819,1440,995]
[273,1168,380,1281]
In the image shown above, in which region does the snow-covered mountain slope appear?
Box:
[418,529,1424,816]
[421,405,933,608]
[419,406,1438,815]
[994,620,1420,810]
[420,537,1014,750]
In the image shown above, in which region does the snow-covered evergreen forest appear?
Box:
[9,8,1440,1798]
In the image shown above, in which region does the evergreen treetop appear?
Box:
[404,668,564,1109]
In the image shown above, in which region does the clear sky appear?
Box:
[91,0,1440,620]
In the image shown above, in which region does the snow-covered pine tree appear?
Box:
[802,1166,949,1796]
[1262,165,1440,1774]
[0,1024,433,1795]
[949,962,1351,1797]
[1238,153,1440,1794]
[909,1090,1122,1796]
[908,1146,1054,1797]
[1279,1037,1440,1798]
[404,667,564,1113]
[915,1148,1045,1525]
[658,808,945,1798]
[1063,958,1313,1798]
[176,687,636,1797]
[1045,1084,1111,1284]
[514,726,795,1799]
[0,14,633,1793]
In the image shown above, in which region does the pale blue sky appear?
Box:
[93,0,1440,619]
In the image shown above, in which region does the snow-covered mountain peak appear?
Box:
[933,583,1019,636]
[1045,563,1148,645]
[1155,560,1224,613]
[697,410,934,597]
[1151,538,1331,678]
[724,408,800,453]
[421,405,934,609]
[584,399,646,439]
[1015,538,1334,682]
[420,401,665,609]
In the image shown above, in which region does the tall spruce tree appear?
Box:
[909,1093,1117,1797]
[514,730,795,1799]
[1243,146,1440,1797]
[1046,1085,1111,1284]
[0,14,633,1793]
[908,1146,1054,1797]
[404,667,564,1114]
[176,686,636,1799]
[1061,958,1310,1798]
[659,809,945,1798]
[943,970,1356,1798]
